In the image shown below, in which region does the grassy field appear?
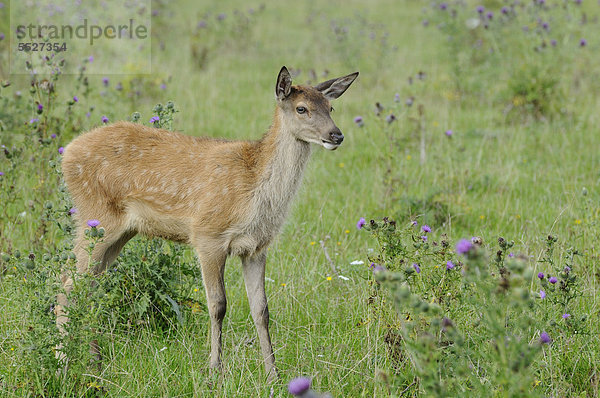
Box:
[1,0,600,396]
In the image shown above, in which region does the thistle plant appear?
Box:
[362,216,580,397]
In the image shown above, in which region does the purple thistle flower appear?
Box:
[421,235,428,242]
[562,313,571,319]
[101,115,109,124]
[356,217,366,230]
[87,219,100,228]
[373,265,386,274]
[564,266,571,273]
[549,276,558,284]
[476,5,485,14]
[413,263,421,273]
[540,290,546,299]
[394,93,400,102]
[446,260,455,270]
[0,172,4,176]
[508,252,514,257]
[102,77,109,86]
[501,6,509,14]
[574,0,582,4]
[385,114,396,124]
[0,33,5,41]
[69,207,77,215]
[149,116,160,124]
[421,225,431,233]
[456,239,473,255]
[580,38,587,47]
[73,95,78,103]
[217,13,226,21]
[439,3,448,10]
[542,22,549,30]
[88,55,94,63]
[486,11,493,20]
[353,116,364,127]
[51,133,57,139]
[422,19,429,27]
[537,0,545,4]
[445,130,453,137]
[37,103,43,111]
[539,332,551,344]
[288,377,311,396]
[411,220,418,226]
[58,147,64,154]
[160,83,167,90]
[551,39,557,47]
[538,272,544,279]
[198,20,207,28]
[86,111,91,118]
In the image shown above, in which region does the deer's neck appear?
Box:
[227,108,312,256]
[254,109,312,212]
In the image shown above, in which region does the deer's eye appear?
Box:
[330,106,334,112]
[296,106,307,114]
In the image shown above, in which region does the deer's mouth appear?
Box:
[321,140,340,150]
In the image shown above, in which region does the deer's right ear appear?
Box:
[276,66,292,100]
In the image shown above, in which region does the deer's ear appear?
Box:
[276,66,292,100]
[315,72,359,100]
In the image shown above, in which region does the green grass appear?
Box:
[1,0,600,396]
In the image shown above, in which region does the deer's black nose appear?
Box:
[329,128,344,145]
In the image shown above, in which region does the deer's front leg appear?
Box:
[242,251,277,382]
[196,249,228,371]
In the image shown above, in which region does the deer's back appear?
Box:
[62,122,259,241]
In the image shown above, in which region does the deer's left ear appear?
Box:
[314,72,359,100]
[276,66,292,100]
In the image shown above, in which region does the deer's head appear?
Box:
[275,66,358,150]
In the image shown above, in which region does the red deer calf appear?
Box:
[58,66,358,380]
